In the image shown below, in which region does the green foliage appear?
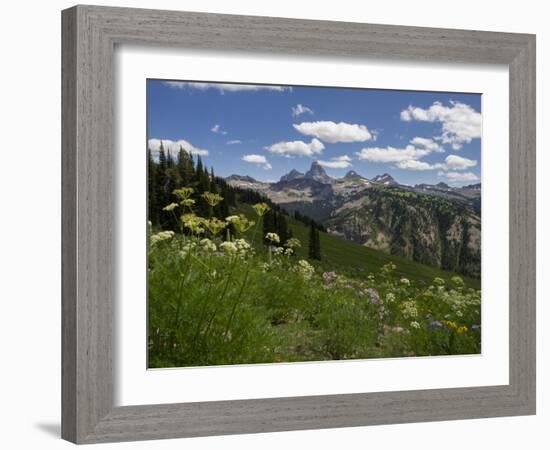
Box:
[148,201,481,368]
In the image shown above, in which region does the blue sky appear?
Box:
[147,80,481,186]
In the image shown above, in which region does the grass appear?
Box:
[148,196,482,368]
[237,204,481,289]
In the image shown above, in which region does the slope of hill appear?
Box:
[236,203,480,289]
[226,162,482,279]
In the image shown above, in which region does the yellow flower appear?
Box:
[202,192,224,207]
[173,187,194,201]
[252,202,270,217]
[226,214,255,233]
[457,326,468,334]
[181,213,206,235]
[205,218,227,236]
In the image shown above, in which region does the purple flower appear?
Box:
[323,271,337,281]
[366,288,380,305]
[428,321,443,332]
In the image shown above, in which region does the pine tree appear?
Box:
[308,223,321,260]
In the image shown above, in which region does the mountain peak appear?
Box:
[344,170,364,179]
[372,173,398,186]
[280,169,304,182]
[305,161,332,184]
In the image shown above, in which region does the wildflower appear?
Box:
[202,192,224,207]
[381,262,396,273]
[401,300,418,319]
[322,271,337,281]
[226,214,254,233]
[179,242,196,257]
[252,202,270,217]
[204,218,227,236]
[441,320,458,330]
[410,321,420,329]
[428,320,443,331]
[400,277,410,286]
[285,238,301,249]
[433,277,446,286]
[451,276,465,287]
[181,214,205,235]
[471,324,481,330]
[173,187,194,201]
[457,326,468,334]
[284,248,294,256]
[385,292,396,303]
[296,259,315,280]
[365,288,381,305]
[219,241,238,254]
[150,230,175,245]
[199,238,217,252]
[234,238,251,256]
[265,232,280,244]
[274,247,285,256]
[181,198,195,208]
[163,203,178,212]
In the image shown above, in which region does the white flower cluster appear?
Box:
[220,241,237,254]
[179,242,196,258]
[200,238,217,252]
[150,230,175,245]
[234,238,251,256]
[401,300,418,319]
[296,259,315,280]
[265,232,280,244]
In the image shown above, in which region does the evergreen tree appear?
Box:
[308,223,321,260]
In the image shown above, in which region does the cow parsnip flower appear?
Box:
[163,203,179,212]
[202,192,224,207]
[265,232,280,244]
[252,202,270,217]
[220,241,238,254]
[173,187,194,201]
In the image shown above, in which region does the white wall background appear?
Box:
[0,1,546,448]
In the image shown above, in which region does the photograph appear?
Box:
[146,79,482,368]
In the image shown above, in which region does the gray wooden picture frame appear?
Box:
[61,5,536,444]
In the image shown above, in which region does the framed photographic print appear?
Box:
[62,5,536,444]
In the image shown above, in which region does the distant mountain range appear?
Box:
[226,161,481,278]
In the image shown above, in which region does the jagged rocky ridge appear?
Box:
[226,162,481,278]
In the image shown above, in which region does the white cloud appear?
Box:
[396,160,438,171]
[409,137,444,152]
[396,154,477,171]
[356,145,430,163]
[317,155,352,169]
[291,104,314,118]
[401,101,481,149]
[242,154,272,170]
[443,171,480,183]
[226,139,241,145]
[211,124,227,135]
[293,121,372,143]
[148,138,209,157]
[266,138,325,157]
[444,154,477,170]
[164,81,291,93]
